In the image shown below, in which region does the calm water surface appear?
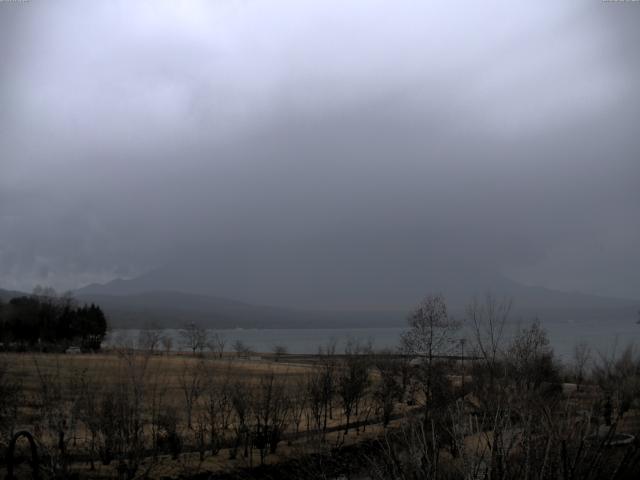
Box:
[106,318,640,361]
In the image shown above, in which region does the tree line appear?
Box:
[0,287,108,352]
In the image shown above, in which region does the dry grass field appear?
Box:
[4,351,314,399]
[1,350,406,479]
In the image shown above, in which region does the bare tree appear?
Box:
[251,371,291,463]
[337,340,371,434]
[232,339,252,358]
[402,294,459,361]
[371,383,640,480]
[401,294,459,419]
[316,342,338,436]
[200,367,224,456]
[178,359,205,429]
[32,357,80,477]
[507,319,557,392]
[572,341,591,392]
[288,376,307,441]
[110,347,156,479]
[466,293,512,383]
[208,332,227,358]
[147,356,170,461]
[306,371,326,437]
[593,344,640,426]
[272,344,288,361]
[180,323,208,355]
[138,323,162,353]
[374,354,402,428]
[197,360,234,458]
[75,368,106,471]
[465,294,513,415]
[229,381,251,460]
[370,411,471,480]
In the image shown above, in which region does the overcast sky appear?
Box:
[1,0,639,306]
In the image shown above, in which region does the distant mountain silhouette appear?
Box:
[71,265,640,329]
[76,264,638,310]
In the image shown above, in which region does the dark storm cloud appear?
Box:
[1,0,639,304]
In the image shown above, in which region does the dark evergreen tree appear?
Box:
[0,293,108,351]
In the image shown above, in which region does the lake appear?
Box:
[106,317,640,361]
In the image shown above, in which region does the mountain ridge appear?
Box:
[69,265,640,328]
[75,268,639,310]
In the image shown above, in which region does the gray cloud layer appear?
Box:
[1,0,639,305]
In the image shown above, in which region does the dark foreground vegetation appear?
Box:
[0,294,639,479]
